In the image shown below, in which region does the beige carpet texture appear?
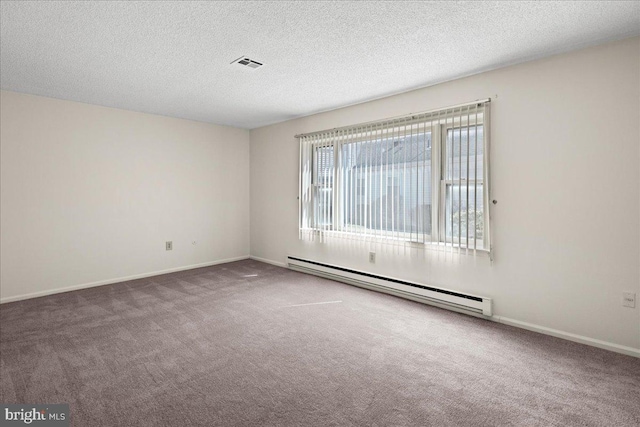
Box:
[1,259,639,426]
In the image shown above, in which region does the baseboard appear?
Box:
[249,255,287,267]
[0,255,250,304]
[491,315,640,359]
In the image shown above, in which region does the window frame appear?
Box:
[299,100,491,253]
[439,122,486,250]
[311,142,335,230]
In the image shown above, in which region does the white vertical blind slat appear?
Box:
[457,107,463,251]
[349,129,355,237]
[474,108,478,251]
[368,124,373,239]
[451,109,456,249]
[358,126,362,237]
[484,104,492,256]
[465,106,471,250]
[422,117,428,244]
[403,118,407,241]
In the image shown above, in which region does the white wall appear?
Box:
[250,37,640,351]
[1,91,250,302]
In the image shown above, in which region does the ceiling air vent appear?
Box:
[232,56,263,69]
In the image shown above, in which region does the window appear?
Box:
[313,144,333,228]
[299,100,490,252]
[443,125,485,248]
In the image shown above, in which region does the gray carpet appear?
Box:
[1,259,639,426]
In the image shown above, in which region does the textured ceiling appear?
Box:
[1,1,639,129]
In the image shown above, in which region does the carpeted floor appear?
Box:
[1,259,639,426]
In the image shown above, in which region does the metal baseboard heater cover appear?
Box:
[287,256,492,317]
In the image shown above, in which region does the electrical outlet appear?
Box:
[166,241,173,251]
[369,252,376,263]
[623,292,636,308]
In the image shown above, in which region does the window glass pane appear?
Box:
[341,131,432,238]
[314,145,334,185]
[445,183,484,243]
[314,145,333,227]
[314,187,332,226]
[446,125,483,181]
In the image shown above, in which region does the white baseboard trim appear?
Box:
[491,315,640,359]
[0,255,250,304]
[249,255,287,267]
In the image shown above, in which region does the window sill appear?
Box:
[300,228,490,256]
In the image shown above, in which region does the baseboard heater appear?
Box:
[287,256,492,317]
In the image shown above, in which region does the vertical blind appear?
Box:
[299,99,491,253]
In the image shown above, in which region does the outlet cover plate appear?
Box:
[623,292,636,308]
